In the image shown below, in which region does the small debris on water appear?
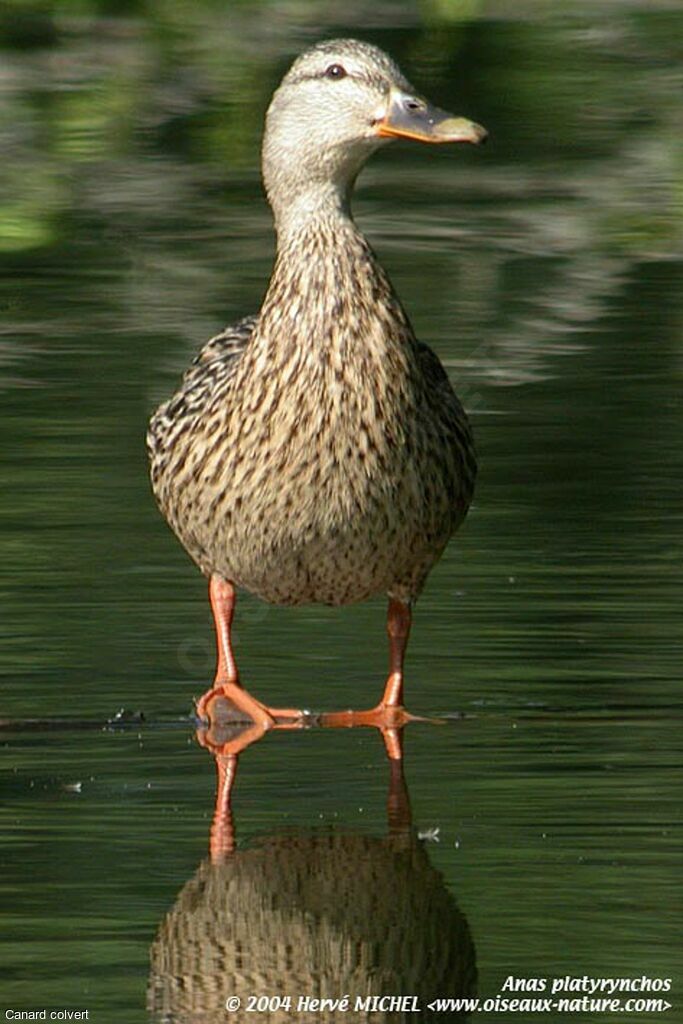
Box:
[418,827,440,843]
[107,708,146,728]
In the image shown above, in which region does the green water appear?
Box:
[1,3,681,1023]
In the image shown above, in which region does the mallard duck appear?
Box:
[147,39,486,729]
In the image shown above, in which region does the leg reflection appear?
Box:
[196,708,423,861]
[197,718,296,862]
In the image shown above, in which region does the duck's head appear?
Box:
[263,39,487,230]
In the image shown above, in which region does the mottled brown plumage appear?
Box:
[147,39,485,725]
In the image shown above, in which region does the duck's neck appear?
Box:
[256,190,414,361]
[269,176,353,242]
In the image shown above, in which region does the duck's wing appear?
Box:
[415,339,478,499]
[181,314,258,391]
[147,315,257,467]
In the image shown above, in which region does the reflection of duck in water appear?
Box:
[147,39,485,730]
[148,724,476,1023]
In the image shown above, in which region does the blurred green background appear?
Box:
[0,1,681,1022]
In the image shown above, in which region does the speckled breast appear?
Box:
[150,369,472,608]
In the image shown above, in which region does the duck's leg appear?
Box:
[382,597,412,708]
[320,599,421,748]
[195,574,303,727]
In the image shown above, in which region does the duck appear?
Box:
[147,38,486,731]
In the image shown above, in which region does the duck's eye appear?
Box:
[325,63,347,80]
